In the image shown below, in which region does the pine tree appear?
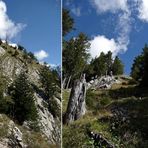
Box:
[0,73,13,114]
[40,66,57,98]
[9,72,38,124]
[112,56,124,75]
[39,66,60,117]
[63,33,90,87]
[63,9,74,36]
[131,44,148,86]
[141,45,148,86]
[131,55,144,81]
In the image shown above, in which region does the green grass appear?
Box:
[62,89,70,113]
[63,76,148,147]
[0,114,9,139]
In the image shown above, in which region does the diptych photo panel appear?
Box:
[0,0,61,147]
[0,0,148,148]
[62,0,148,148]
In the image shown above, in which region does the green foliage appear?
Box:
[100,97,111,107]
[92,52,108,76]
[0,74,14,114]
[86,89,99,110]
[131,55,144,81]
[0,39,2,45]
[62,9,74,36]
[131,44,148,86]
[63,124,89,148]
[39,65,60,117]
[86,89,111,113]
[112,56,124,75]
[12,50,19,57]
[8,72,38,124]
[48,97,60,118]
[28,51,37,61]
[63,33,90,86]
[85,51,124,81]
[40,66,58,98]
[18,45,25,51]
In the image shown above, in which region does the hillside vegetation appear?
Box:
[63,76,148,147]
[0,40,61,147]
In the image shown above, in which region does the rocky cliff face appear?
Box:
[0,43,61,147]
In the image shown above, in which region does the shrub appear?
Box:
[63,124,89,148]
[128,79,138,85]
[86,89,98,110]
[100,97,111,107]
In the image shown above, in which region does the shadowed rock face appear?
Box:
[64,75,86,124]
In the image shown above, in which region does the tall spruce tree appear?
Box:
[63,33,90,88]
[112,56,124,75]
[39,65,60,117]
[62,9,74,36]
[9,72,38,124]
[131,44,148,86]
[40,66,57,98]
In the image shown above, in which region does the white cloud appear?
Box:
[0,0,26,40]
[138,0,148,22]
[89,35,123,58]
[71,7,81,16]
[34,50,48,60]
[89,0,131,58]
[91,0,128,13]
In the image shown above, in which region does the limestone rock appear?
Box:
[34,92,61,144]
[88,75,121,90]
[8,121,26,148]
[0,47,6,56]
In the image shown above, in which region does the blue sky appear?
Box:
[63,0,148,75]
[0,0,61,66]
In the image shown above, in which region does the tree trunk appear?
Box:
[63,74,86,124]
[62,77,66,89]
[66,75,71,89]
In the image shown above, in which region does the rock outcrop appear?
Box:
[8,121,26,148]
[64,74,86,124]
[87,131,115,148]
[0,43,61,146]
[34,92,61,144]
[87,75,121,90]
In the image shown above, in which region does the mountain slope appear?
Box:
[0,41,61,147]
[63,76,148,147]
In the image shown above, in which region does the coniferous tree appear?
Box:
[106,51,113,73]
[131,55,144,81]
[39,66,60,117]
[63,33,90,87]
[112,56,124,75]
[131,44,148,86]
[0,73,13,114]
[63,9,74,36]
[8,72,38,124]
[40,66,57,98]
[93,52,107,76]
[85,51,124,79]
[141,45,148,86]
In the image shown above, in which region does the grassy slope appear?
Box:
[62,77,148,148]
